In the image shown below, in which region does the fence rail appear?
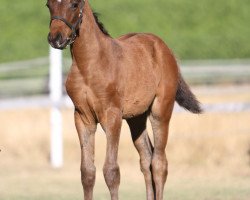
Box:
[0,58,250,113]
[0,95,249,113]
[0,58,250,98]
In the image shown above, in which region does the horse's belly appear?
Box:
[122,85,156,119]
[120,64,159,118]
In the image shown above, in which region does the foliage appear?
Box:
[0,0,249,63]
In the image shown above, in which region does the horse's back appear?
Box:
[117,32,161,42]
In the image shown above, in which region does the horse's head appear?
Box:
[47,0,84,49]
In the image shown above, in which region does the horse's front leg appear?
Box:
[75,110,97,200]
[101,107,122,200]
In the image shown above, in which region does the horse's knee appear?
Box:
[140,158,152,176]
[103,163,120,188]
[152,154,168,181]
[81,165,96,188]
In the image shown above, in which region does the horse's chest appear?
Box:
[66,73,85,105]
[65,73,104,121]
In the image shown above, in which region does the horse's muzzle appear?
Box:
[48,32,70,50]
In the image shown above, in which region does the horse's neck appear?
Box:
[72,0,109,66]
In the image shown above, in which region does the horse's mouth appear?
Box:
[49,38,71,50]
[48,38,71,50]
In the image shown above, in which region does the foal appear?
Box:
[47,0,202,199]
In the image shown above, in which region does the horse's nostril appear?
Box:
[55,33,62,42]
[48,33,63,43]
[48,32,67,49]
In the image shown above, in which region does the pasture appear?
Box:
[1,85,250,199]
[1,0,250,199]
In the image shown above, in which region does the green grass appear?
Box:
[0,1,49,62]
[0,0,250,63]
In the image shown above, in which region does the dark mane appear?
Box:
[93,12,110,37]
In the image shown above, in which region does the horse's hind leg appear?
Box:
[149,93,175,200]
[127,113,155,200]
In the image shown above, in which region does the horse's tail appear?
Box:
[175,74,203,114]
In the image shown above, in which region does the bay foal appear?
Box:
[47,0,202,199]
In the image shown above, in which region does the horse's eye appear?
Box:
[71,3,78,9]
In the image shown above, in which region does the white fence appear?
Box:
[1,57,250,111]
[1,58,250,97]
[1,95,250,113]
[49,47,63,168]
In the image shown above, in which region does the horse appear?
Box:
[47,0,202,199]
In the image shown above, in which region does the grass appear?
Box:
[1,163,250,200]
[0,87,250,199]
[0,0,250,63]
[0,1,49,63]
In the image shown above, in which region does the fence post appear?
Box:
[49,47,63,168]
